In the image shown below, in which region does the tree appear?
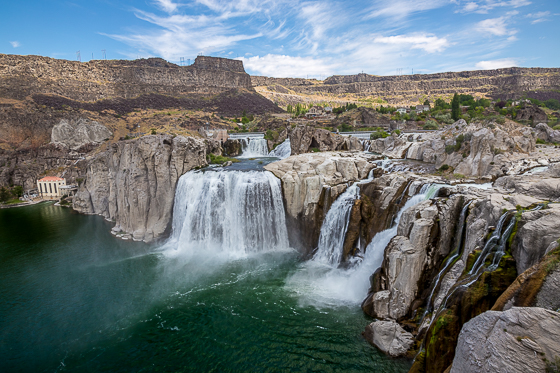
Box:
[423,99,430,106]
[12,185,23,197]
[0,187,10,202]
[451,93,461,121]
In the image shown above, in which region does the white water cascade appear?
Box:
[239,137,269,158]
[268,139,292,159]
[285,183,442,306]
[167,169,289,257]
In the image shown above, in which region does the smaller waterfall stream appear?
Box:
[286,182,442,306]
[239,138,269,158]
[268,139,291,159]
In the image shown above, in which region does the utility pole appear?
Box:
[76,51,81,62]
[102,49,106,60]
[180,57,185,66]
[92,52,94,60]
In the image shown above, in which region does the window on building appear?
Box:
[49,183,52,194]
[40,183,43,193]
[54,183,57,194]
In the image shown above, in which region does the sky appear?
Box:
[1,0,559,78]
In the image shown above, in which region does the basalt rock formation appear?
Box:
[51,118,112,150]
[73,134,207,242]
[252,67,560,105]
[289,125,363,155]
[264,152,375,252]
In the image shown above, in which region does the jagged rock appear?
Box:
[51,118,112,150]
[363,320,414,357]
[73,135,206,242]
[451,307,560,373]
[494,174,560,201]
[516,104,548,123]
[511,203,560,273]
[264,152,375,252]
[535,122,560,143]
[289,125,362,155]
[222,139,241,156]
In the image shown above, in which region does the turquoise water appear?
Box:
[0,202,411,372]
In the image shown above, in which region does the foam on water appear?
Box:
[238,137,269,158]
[268,139,292,159]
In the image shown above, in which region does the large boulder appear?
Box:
[535,122,560,143]
[362,320,414,357]
[289,125,362,155]
[516,104,548,123]
[51,118,112,150]
[451,307,560,373]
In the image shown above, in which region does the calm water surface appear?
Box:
[0,202,411,372]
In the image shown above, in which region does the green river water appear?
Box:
[0,202,411,372]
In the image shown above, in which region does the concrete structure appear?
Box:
[37,176,66,199]
[396,108,407,114]
[306,106,324,118]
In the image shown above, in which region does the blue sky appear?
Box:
[1,0,559,78]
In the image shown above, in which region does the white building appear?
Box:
[37,176,66,199]
[396,108,407,115]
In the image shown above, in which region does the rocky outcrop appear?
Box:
[535,122,560,143]
[264,152,375,252]
[363,320,414,357]
[51,118,112,150]
[253,67,560,105]
[516,104,548,123]
[73,134,207,242]
[289,125,363,155]
[0,54,252,102]
[451,307,560,373]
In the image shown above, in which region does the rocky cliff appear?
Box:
[0,54,251,101]
[73,134,207,242]
[252,67,560,105]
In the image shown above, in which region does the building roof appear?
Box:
[38,176,65,182]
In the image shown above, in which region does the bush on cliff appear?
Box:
[370,130,390,140]
[423,120,439,130]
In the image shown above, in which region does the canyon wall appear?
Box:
[0,54,252,101]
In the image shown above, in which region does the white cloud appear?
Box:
[154,0,178,13]
[9,41,20,48]
[476,16,516,36]
[475,58,518,69]
[373,33,450,53]
[239,54,335,77]
[526,11,551,24]
[367,0,450,20]
[457,0,531,14]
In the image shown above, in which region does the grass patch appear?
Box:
[207,154,240,164]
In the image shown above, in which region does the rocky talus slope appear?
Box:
[73,135,207,242]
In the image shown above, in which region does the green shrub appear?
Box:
[207,154,240,164]
[496,116,506,124]
[423,120,439,130]
[392,129,401,136]
[439,164,450,171]
[553,125,560,131]
[338,123,352,132]
[536,138,546,145]
[445,145,455,154]
[370,130,390,140]
[311,147,321,152]
[151,128,156,135]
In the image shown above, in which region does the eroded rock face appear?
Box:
[289,125,362,155]
[264,152,374,252]
[451,307,560,373]
[51,118,112,150]
[535,122,560,143]
[516,104,548,123]
[363,320,414,357]
[73,135,206,242]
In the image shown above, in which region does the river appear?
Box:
[0,199,411,372]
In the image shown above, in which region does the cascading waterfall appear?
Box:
[239,137,269,158]
[268,139,291,159]
[419,201,472,324]
[312,184,360,265]
[167,169,289,257]
[286,182,442,305]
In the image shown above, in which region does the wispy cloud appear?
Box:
[456,0,531,14]
[526,11,551,24]
[154,0,178,14]
[366,0,450,20]
[373,33,450,53]
[9,41,20,48]
[475,58,518,69]
[475,16,517,36]
[239,54,336,77]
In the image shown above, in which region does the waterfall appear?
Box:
[268,139,291,159]
[239,138,269,158]
[168,169,289,257]
[420,201,472,323]
[286,182,441,306]
[312,184,360,265]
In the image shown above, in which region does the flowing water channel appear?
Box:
[0,158,411,373]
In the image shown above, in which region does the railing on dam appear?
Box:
[227,132,265,139]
